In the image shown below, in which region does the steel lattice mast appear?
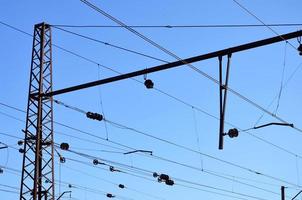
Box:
[20,22,54,200]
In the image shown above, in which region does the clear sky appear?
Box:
[1,0,302,200]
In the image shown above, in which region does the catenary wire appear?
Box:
[97,68,110,140]
[52,26,168,63]
[0,123,290,200]
[0,188,19,194]
[0,130,298,200]
[1,18,300,192]
[0,147,151,200]
[0,126,295,197]
[174,177,270,200]
[39,96,298,188]
[79,0,302,136]
[149,153,285,196]
[103,118,302,187]
[253,61,302,126]
[1,101,302,188]
[62,148,272,200]
[231,0,298,50]
[47,8,301,156]
[192,107,203,169]
[0,183,19,191]
[51,23,302,28]
[274,42,288,114]
[62,146,275,200]
[175,182,251,200]
[56,140,289,199]
[2,97,302,187]
[1,20,301,131]
[51,26,302,159]
[1,20,302,158]
[65,156,157,184]
[61,164,166,200]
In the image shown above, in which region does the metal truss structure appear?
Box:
[20,23,54,200]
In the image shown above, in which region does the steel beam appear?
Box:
[38,30,302,97]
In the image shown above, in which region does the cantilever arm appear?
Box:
[124,150,153,155]
[30,30,302,98]
[253,122,294,130]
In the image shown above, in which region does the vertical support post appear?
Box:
[218,56,224,150]
[281,186,285,200]
[218,54,232,150]
[19,23,54,200]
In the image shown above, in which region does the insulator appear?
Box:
[60,156,66,163]
[153,172,159,178]
[95,113,103,121]
[118,184,125,189]
[68,184,72,188]
[19,148,25,153]
[60,142,69,150]
[109,166,114,172]
[106,193,115,198]
[86,112,103,121]
[144,79,154,89]
[0,168,3,174]
[227,128,239,138]
[17,140,23,146]
[93,159,99,165]
[86,112,93,119]
[165,179,174,186]
[159,174,169,181]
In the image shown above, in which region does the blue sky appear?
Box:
[1,0,302,199]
